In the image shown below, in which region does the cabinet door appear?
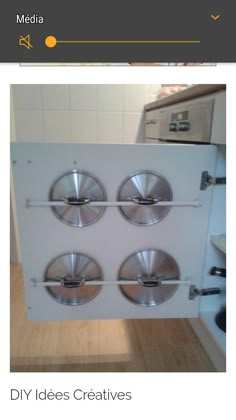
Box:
[145,109,160,139]
[11,143,217,321]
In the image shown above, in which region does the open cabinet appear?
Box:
[11,142,226,370]
[189,145,226,371]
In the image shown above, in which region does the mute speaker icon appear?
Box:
[19,34,33,50]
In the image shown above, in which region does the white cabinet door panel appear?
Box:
[11,143,217,321]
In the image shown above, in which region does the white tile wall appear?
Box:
[11,84,161,143]
[12,85,42,110]
[14,110,44,142]
[43,111,71,142]
[97,85,124,111]
[42,85,70,110]
[124,85,150,112]
[70,85,97,110]
[124,113,143,142]
[71,111,97,142]
[98,112,123,143]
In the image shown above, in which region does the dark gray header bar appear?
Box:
[1,1,234,62]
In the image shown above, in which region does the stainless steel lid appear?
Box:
[49,170,107,227]
[118,249,180,306]
[117,171,172,225]
[45,252,103,305]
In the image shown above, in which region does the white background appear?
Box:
[1,64,235,418]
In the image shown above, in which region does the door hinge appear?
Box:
[200,171,226,190]
[189,286,221,300]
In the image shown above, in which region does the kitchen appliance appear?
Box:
[11,143,225,325]
[158,99,214,143]
[145,91,226,145]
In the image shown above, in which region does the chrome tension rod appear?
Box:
[31,277,191,287]
[26,199,202,208]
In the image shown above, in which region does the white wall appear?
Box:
[11,84,161,144]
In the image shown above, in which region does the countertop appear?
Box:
[144,84,226,111]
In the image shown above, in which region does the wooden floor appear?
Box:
[10,264,215,372]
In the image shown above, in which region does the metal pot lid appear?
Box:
[49,170,107,227]
[118,249,180,306]
[45,252,103,305]
[117,171,172,225]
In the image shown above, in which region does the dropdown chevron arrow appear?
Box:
[211,14,221,20]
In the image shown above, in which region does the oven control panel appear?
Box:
[159,99,214,143]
